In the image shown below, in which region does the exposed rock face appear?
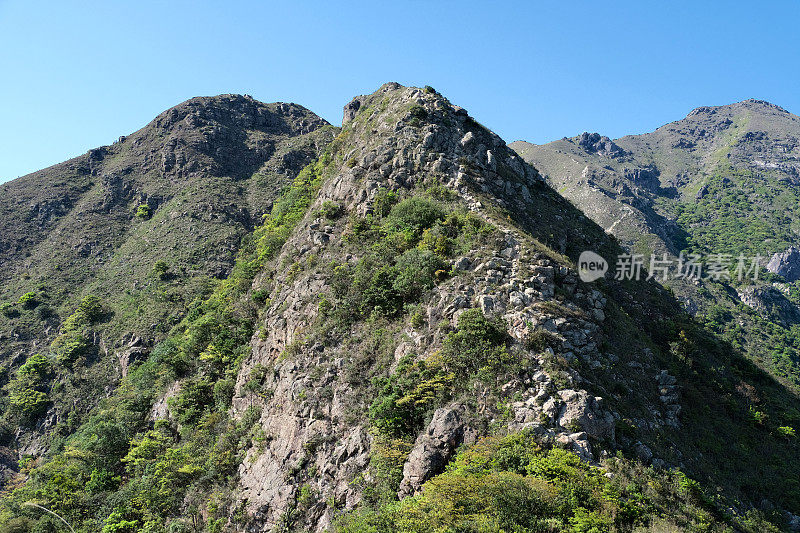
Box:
[767,247,800,281]
[398,406,469,497]
[577,132,626,158]
[737,285,800,325]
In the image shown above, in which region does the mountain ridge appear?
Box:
[0,85,798,532]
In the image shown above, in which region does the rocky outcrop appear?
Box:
[398,406,471,496]
[737,285,800,325]
[767,247,800,282]
[227,84,631,530]
[576,132,626,158]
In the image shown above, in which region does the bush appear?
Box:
[386,197,445,238]
[51,295,104,366]
[0,302,18,318]
[135,204,151,219]
[5,353,52,420]
[152,260,170,280]
[372,188,398,218]
[441,309,511,378]
[318,201,343,220]
[393,249,446,302]
[8,388,49,418]
[17,291,39,309]
[335,432,731,533]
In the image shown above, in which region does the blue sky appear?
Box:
[1,0,799,183]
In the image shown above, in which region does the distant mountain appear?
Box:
[512,99,800,257]
[0,88,798,532]
[512,100,800,390]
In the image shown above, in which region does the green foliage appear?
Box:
[51,295,104,367]
[17,292,39,309]
[336,432,756,533]
[440,308,511,378]
[372,188,398,218]
[672,168,800,257]
[317,200,343,220]
[135,204,151,219]
[407,105,428,127]
[0,302,19,317]
[369,355,453,438]
[0,153,336,532]
[4,353,52,420]
[152,260,169,280]
[368,309,510,440]
[385,197,445,240]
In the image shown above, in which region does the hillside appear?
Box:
[511,101,800,390]
[0,95,335,461]
[0,86,798,532]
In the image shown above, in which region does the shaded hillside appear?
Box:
[0,85,797,532]
[512,101,800,389]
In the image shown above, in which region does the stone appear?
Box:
[767,247,800,281]
[478,294,495,313]
[399,407,465,496]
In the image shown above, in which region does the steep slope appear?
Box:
[0,95,335,460]
[511,101,800,389]
[1,84,797,532]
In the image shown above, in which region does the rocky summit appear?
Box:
[0,85,799,532]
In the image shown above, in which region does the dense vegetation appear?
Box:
[336,432,778,533]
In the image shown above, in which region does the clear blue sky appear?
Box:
[1,0,799,183]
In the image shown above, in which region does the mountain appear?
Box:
[0,86,798,532]
[0,94,335,456]
[511,100,800,390]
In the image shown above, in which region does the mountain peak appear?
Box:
[148,93,328,136]
[687,98,789,118]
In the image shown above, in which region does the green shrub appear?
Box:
[51,295,104,366]
[5,353,52,420]
[318,201,343,220]
[135,204,151,219]
[152,260,170,280]
[17,291,38,309]
[393,249,446,301]
[441,308,511,378]
[18,353,51,381]
[0,302,17,318]
[385,197,445,238]
[336,432,733,533]
[8,387,49,418]
[372,188,398,218]
[369,356,453,438]
[407,105,428,127]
